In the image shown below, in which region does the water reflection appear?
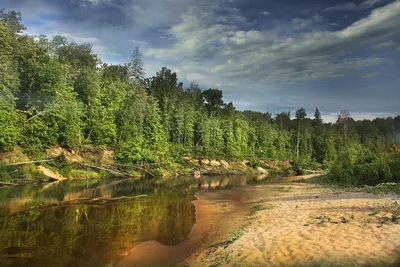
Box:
[0,174,273,267]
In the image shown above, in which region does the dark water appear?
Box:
[0,174,272,267]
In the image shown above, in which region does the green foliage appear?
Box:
[0,22,20,151]
[328,152,400,186]
[116,140,156,164]
[0,12,399,181]
[47,154,70,177]
[388,201,400,222]
[227,231,244,243]
[248,204,274,216]
[69,169,99,179]
[315,215,331,223]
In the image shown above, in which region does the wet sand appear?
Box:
[116,188,251,267]
[116,177,400,267]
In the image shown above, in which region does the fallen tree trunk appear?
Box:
[5,159,55,166]
[25,195,148,211]
[104,163,155,177]
[0,181,19,187]
[77,163,136,177]
[302,169,324,174]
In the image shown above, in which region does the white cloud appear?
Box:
[292,18,312,30]
[325,0,386,12]
[361,72,381,78]
[128,39,149,47]
[360,0,385,8]
[145,1,399,85]
[262,11,270,16]
[324,3,359,12]
[372,40,396,49]
[322,111,396,123]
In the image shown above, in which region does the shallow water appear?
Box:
[0,174,273,267]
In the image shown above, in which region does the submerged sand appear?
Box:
[117,176,400,267]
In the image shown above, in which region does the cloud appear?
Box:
[292,18,313,30]
[361,72,381,78]
[2,0,399,116]
[146,1,399,84]
[324,3,359,12]
[325,0,386,12]
[129,39,149,47]
[372,40,396,49]
[360,0,385,8]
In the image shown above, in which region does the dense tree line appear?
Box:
[1,10,400,184]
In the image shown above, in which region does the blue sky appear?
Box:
[2,0,400,122]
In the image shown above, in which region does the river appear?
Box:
[0,174,272,267]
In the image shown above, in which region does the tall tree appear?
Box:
[295,107,307,160]
[128,46,145,85]
[201,88,224,115]
[0,22,20,150]
[337,109,350,144]
[0,9,26,34]
[313,107,323,126]
[275,111,291,130]
[185,82,203,110]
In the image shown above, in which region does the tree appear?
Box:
[337,109,350,144]
[185,82,203,109]
[313,107,322,126]
[127,46,145,85]
[0,9,26,34]
[0,22,20,150]
[150,67,181,106]
[275,111,291,130]
[201,88,224,115]
[295,108,307,160]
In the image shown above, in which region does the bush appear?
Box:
[69,169,99,179]
[47,154,70,177]
[115,141,156,164]
[327,152,400,186]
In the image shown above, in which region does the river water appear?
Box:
[0,174,272,267]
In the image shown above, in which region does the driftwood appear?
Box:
[63,195,148,205]
[96,178,134,190]
[25,195,148,211]
[5,159,55,166]
[0,181,18,187]
[77,163,136,177]
[104,163,155,177]
[302,169,324,174]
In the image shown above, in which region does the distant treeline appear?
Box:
[1,10,400,183]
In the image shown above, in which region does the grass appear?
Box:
[227,231,244,243]
[315,215,331,223]
[386,200,400,222]
[69,169,100,179]
[0,164,45,182]
[369,209,380,216]
[275,186,293,192]
[247,204,274,216]
[297,175,400,195]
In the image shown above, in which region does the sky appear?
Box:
[1,0,400,122]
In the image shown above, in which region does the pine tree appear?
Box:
[128,46,145,85]
[313,107,322,126]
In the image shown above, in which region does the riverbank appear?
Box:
[183,177,400,267]
[0,146,300,186]
[113,175,400,266]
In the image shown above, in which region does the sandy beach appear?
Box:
[116,176,400,267]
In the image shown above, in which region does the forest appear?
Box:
[1,9,400,186]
